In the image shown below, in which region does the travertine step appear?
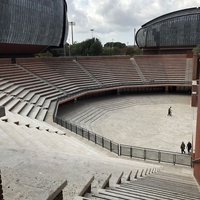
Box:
[0,95,13,106]
[6,98,21,111]
[17,90,30,99]
[36,109,48,121]
[19,104,34,116]
[28,106,41,119]
[11,101,27,114]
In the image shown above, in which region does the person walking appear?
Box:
[187,141,192,154]
[167,106,172,116]
[180,142,185,154]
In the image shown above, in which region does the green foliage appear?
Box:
[41,39,142,57]
[69,38,103,56]
[193,44,200,57]
[126,46,142,56]
[104,42,126,49]
[35,50,52,57]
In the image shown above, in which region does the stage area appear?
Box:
[58,94,197,153]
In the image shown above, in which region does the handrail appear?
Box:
[126,171,132,181]
[46,180,67,200]
[116,172,124,185]
[101,174,112,189]
[78,176,94,197]
[53,83,192,167]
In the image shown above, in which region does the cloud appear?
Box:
[67,0,200,44]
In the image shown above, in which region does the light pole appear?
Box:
[63,41,66,57]
[68,39,71,56]
[69,22,75,45]
[134,28,136,46]
[90,29,94,38]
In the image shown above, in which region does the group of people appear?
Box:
[180,141,192,154]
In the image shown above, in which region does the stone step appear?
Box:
[4,85,19,94]
[17,90,30,99]
[0,80,9,87]
[36,97,46,107]
[19,104,34,116]
[11,87,25,96]
[0,82,14,91]
[0,95,13,106]
[24,92,35,102]
[0,93,6,100]
[42,99,52,109]
[30,94,41,104]
[36,109,48,121]
[6,98,21,111]
[0,121,45,150]
[4,112,63,133]
[28,106,41,119]
[11,101,27,114]
[118,183,200,200]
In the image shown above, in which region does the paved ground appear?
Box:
[58,93,197,153]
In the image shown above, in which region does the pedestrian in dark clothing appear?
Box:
[187,142,192,154]
[167,106,172,116]
[180,142,185,154]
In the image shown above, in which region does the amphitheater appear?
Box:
[1,2,200,199]
[0,55,200,199]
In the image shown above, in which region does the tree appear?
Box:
[90,39,103,56]
[69,38,103,56]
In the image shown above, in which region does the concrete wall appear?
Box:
[0,106,5,118]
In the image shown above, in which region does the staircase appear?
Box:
[130,58,146,83]
[78,168,200,200]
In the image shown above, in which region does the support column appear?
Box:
[193,54,198,80]
[0,170,4,200]
[165,86,168,93]
[191,81,197,107]
[194,81,200,185]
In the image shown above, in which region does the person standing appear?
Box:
[180,142,185,154]
[187,142,192,154]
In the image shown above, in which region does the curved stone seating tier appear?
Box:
[77,56,143,85]
[134,54,191,83]
[0,55,193,123]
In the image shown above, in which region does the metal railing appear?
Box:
[54,117,192,167]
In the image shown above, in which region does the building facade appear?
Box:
[136,7,200,54]
[0,0,68,55]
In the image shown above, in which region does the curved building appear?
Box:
[0,0,68,55]
[136,7,200,54]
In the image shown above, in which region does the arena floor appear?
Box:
[57,93,197,153]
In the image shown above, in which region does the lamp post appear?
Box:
[68,39,71,56]
[90,29,94,38]
[134,28,136,46]
[69,22,75,45]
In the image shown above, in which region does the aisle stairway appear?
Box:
[81,169,200,200]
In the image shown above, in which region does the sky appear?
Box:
[67,0,199,45]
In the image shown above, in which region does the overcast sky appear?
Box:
[67,0,199,45]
